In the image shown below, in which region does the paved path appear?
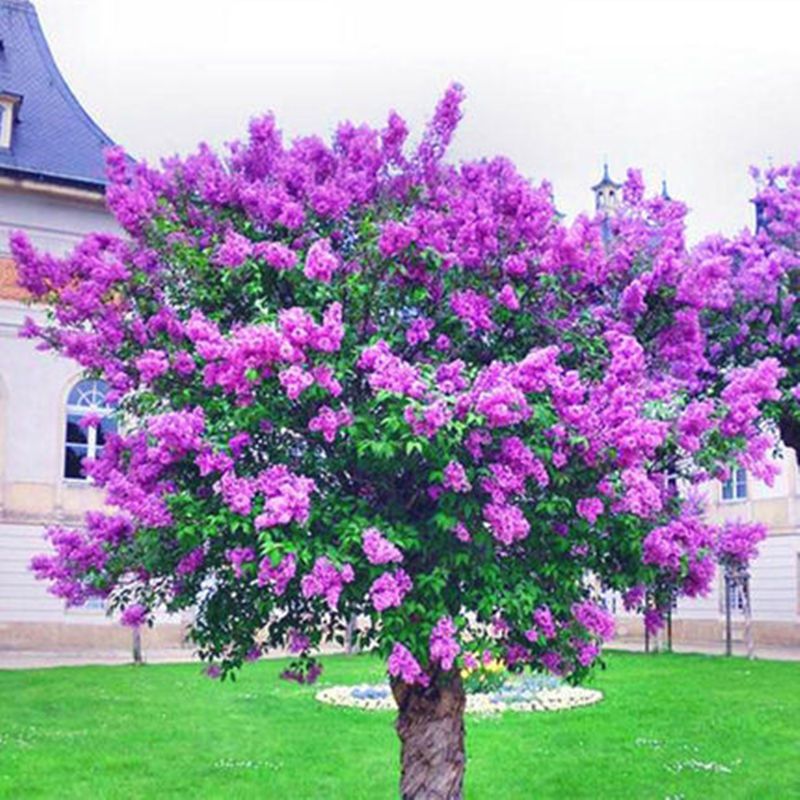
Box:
[0,643,344,670]
[2,639,799,670]
[0,648,198,670]
[609,638,800,662]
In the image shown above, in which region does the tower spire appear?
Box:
[591,161,621,213]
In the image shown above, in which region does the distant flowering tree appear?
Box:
[16,86,788,797]
[693,163,800,459]
[715,521,767,659]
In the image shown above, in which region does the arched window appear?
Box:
[64,379,116,480]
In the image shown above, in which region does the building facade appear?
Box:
[0,0,183,652]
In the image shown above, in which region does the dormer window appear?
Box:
[0,92,22,150]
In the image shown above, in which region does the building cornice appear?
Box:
[0,174,106,205]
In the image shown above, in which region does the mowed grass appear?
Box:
[1,651,798,799]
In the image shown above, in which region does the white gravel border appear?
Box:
[316,683,603,714]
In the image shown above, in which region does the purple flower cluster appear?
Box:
[379,221,418,257]
[216,465,316,530]
[643,515,716,597]
[571,601,616,642]
[442,460,471,493]
[257,553,297,595]
[120,603,148,628]
[574,640,600,667]
[308,405,353,443]
[429,617,460,671]
[30,515,133,606]
[715,521,767,569]
[388,643,429,687]
[226,547,256,578]
[255,467,317,530]
[184,302,344,405]
[450,289,495,333]
[362,528,403,565]
[531,606,557,640]
[369,569,412,611]
[482,502,530,545]
[176,546,205,577]
[304,238,340,283]
[287,629,311,654]
[576,498,604,525]
[281,662,323,685]
[358,340,425,399]
[254,241,297,271]
[135,349,170,385]
[215,230,253,268]
[301,557,354,610]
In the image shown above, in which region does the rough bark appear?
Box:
[391,674,466,800]
[132,628,143,665]
[345,615,357,655]
[743,575,755,661]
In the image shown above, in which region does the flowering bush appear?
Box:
[692,165,800,459]
[17,86,791,796]
[715,521,767,572]
[461,652,507,694]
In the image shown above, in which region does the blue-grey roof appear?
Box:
[0,0,113,190]
[591,162,621,192]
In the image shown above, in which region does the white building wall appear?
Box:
[1,301,81,485]
[749,534,800,622]
[0,184,117,256]
[642,443,800,645]
[0,185,189,650]
[0,522,109,624]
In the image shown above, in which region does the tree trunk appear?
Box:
[391,674,466,800]
[743,575,755,661]
[345,615,356,655]
[779,414,800,464]
[132,627,143,665]
[724,571,733,657]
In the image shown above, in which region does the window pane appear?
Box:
[64,445,89,479]
[736,469,747,498]
[65,414,88,445]
[96,415,117,447]
[722,480,733,500]
[68,379,111,409]
[65,379,117,482]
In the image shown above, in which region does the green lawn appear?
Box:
[0,651,798,799]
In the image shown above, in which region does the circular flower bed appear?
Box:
[316,676,602,714]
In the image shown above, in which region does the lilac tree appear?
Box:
[716,521,767,658]
[691,164,800,459]
[18,87,785,797]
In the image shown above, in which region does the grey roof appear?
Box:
[591,162,621,191]
[0,0,114,190]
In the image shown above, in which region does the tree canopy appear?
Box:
[18,86,791,690]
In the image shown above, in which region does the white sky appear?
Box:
[35,0,800,241]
